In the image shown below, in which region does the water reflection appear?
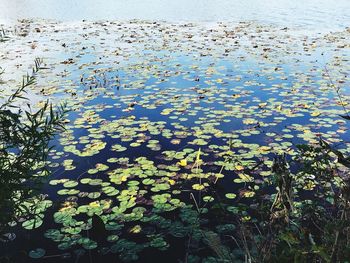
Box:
[0,0,349,31]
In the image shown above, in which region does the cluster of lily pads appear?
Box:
[1,19,349,261]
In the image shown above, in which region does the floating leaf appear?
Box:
[29,248,46,259]
[178,159,187,167]
[225,193,237,199]
[22,216,43,230]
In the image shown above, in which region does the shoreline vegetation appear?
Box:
[0,59,67,239]
[0,19,350,262]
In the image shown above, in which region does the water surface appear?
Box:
[0,2,350,263]
[0,0,349,31]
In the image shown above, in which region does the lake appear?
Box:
[0,0,349,31]
[0,1,350,263]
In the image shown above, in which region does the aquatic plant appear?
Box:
[0,28,9,43]
[0,19,348,263]
[0,59,67,235]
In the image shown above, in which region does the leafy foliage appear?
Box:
[0,59,67,233]
[217,145,348,263]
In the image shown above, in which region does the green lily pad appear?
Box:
[29,248,46,259]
